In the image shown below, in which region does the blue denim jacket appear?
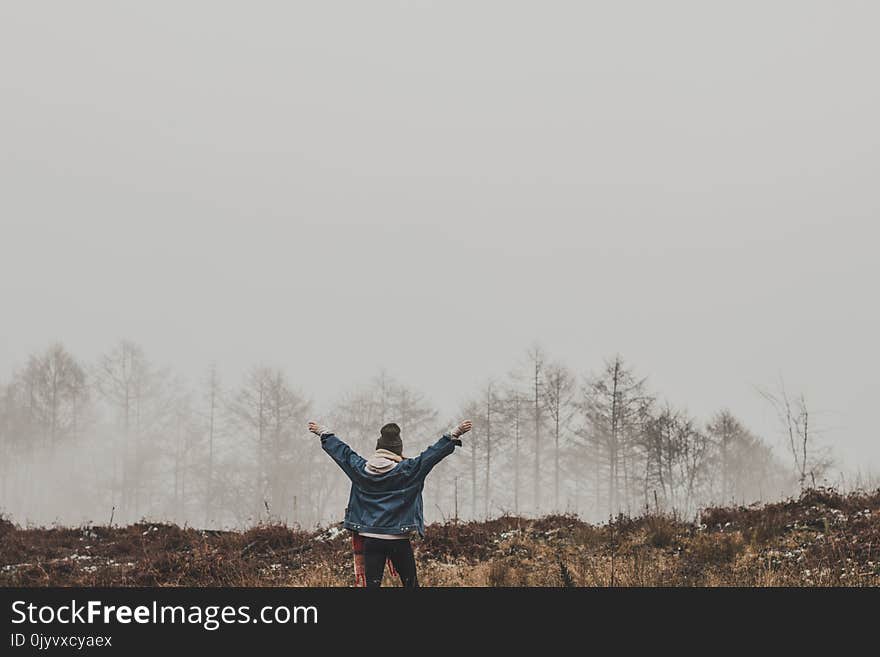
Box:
[320,432,461,537]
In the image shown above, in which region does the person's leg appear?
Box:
[362,537,389,588]
[388,539,419,588]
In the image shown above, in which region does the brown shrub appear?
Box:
[645,515,678,549]
[0,514,17,539]
[686,531,745,566]
[486,558,527,587]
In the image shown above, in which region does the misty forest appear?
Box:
[0,340,846,530]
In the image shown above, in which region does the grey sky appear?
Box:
[1,2,878,469]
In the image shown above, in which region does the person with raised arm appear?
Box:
[308,419,472,587]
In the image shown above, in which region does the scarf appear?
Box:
[364,449,403,475]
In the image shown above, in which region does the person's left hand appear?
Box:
[308,422,326,435]
[451,420,472,438]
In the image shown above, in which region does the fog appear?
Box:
[1,3,878,527]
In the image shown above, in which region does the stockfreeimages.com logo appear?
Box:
[11,600,317,632]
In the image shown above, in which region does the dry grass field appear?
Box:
[2,488,878,587]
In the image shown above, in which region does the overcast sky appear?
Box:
[1,2,877,471]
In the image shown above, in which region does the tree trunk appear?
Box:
[534,360,540,514]
[484,384,492,519]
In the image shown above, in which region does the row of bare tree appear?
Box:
[0,341,831,528]
[441,347,832,523]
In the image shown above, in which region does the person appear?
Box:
[308,419,472,587]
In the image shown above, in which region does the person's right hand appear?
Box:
[308,422,326,436]
[451,420,472,438]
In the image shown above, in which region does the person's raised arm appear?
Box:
[412,420,472,478]
[308,421,365,480]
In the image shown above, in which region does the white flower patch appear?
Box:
[828,509,848,524]
[315,525,346,541]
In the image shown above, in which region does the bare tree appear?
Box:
[459,398,480,518]
[93,340,170,520]
[495,385,525,515]
[0,383,20,502]
[170,388,203,523]
[15,343,88,446]
[228,366,310,522]
[642,405,706,515]
[680,423,712,514]
[706,409,740,502]
[706,408,792,505]
[579,356,652,516]
[510,390,522,514]
[759,381,832,490]
[482,381,500,518]
[642,404,678,509]
[543,362,575,511]
[527,345,545,514]
[203,363,222,526]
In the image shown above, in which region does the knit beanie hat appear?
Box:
[376,422,403,457]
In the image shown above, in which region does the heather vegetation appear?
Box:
[2,488,877,587]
